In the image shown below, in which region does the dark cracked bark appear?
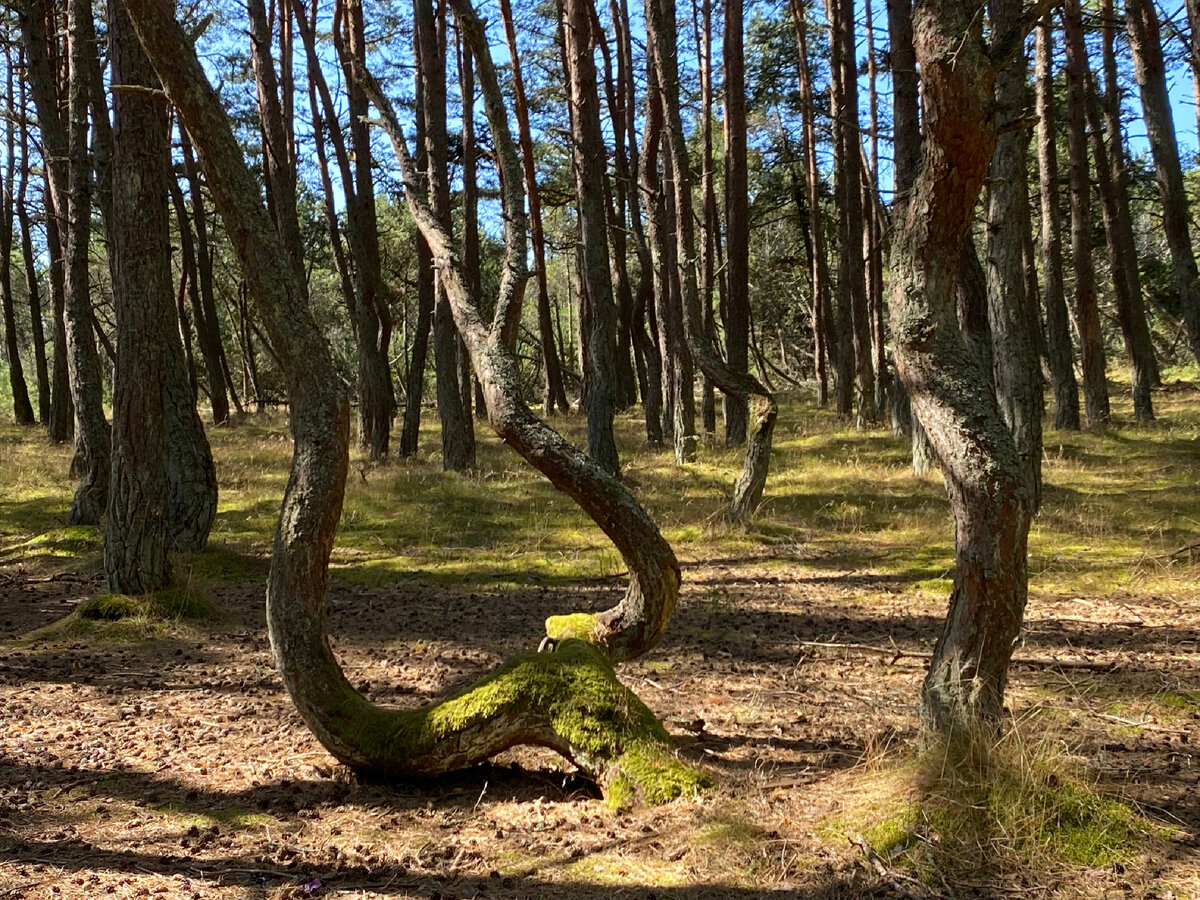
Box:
[105,0,173,594]
[124,0,698,802]
[890,0,1034,734]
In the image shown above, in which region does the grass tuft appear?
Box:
[834,717,1162,891]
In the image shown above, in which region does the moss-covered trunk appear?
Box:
[125,0,698,804]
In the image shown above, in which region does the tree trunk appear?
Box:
[646,0,776,518]
[564,0,620,476]
[789,0,830,408]
[1083,67,1154,423]
[1126,0,1200,368]
[1064,0,1110,427]
[829,0,874,427]
[1100,0,1160,393]
[63,0,111,524]
[612,0,663,445]
[891,0,1033,734]
[0,58,34,426]
[334,0,395,460]
[180,134,233,425]
[125,0,707,801]
[985,0,1042,510]
[1034,16,1080,431]
[864,0,889,419]
[416,0,474,471]
[643,59,695,462]
[722,0,750,446]
[105,0,172,594]
[498,0,569,412]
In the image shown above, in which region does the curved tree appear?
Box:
[890,0,1036,734]
[122,0,700,804]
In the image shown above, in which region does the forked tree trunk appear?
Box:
[125,0,699,803]
[891,0,1034,734]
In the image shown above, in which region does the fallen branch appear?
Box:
[798,640,1118,671]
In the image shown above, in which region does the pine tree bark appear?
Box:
[1064,0,1110,427]
[16,93,49,426]
[564,0,620,476]
[63,0,111,523]
[646,0,776,518]
[334,0,396,460]
[985,0,1042,510]
[828,0,874,426]
[105,0,172,594]
[1083,68,1154,423]
[1126,0,1200,368]
[891,0,1034,733]
[0,57,34,426]
[180,134,234,424]
[416,0,474,471]
[1034,16,1080,431]
[612,0,663,445]
[1100,0,1159,392]
[722,0,750,446]
[498,0,569,412]
[790,0,830,408]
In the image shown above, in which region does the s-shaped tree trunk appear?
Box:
[891,0,1035,735]
[123,0,701,806]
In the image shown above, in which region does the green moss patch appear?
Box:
[336,638,710,808]
[544,612,599,643]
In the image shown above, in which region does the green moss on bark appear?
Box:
[544,612,600,643]
[331,639,709,807]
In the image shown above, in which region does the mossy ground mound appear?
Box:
[77,588,212,623]
[830,720,1167,891]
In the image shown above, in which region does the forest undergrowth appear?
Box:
[0,385,1198,898]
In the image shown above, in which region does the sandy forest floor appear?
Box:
[1,396,1199,899]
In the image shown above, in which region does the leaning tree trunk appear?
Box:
[891,0,1034,735]
[125,0,701,805]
